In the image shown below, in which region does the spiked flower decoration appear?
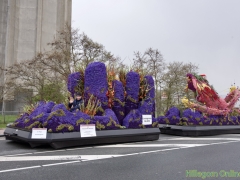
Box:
[11,61,160,132]
[81,94,101,118]
[125,71,140,115]
[84,62,108,115]
[22,104,36,115]
[112,80,125,125]
[67,72,84,97]
[106,66,116,108]
[138,76,155,117]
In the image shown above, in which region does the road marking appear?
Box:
[224,134,240,136]
[42,161,81,167]
[34,149,66,154]
[1,141,238,162]
[138,147,181,154]
[2,137,240,157]
[0,166,41,173]
[95,144,208,148]
[5,150,67,157]
[66,147,93,151]
[0,140,239,173]
[0,155,122,161]
[6,153,33,157]
[207,140,240,146]
[157,139,179,141]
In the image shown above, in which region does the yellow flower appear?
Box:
[230,86,236,93]
[181,97,194,108]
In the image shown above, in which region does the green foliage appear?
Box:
[32,83,66,104]
[0,115,18,128]
[96,121,105,130]
[229,108,240,116]
[56,124,74,132]
[161,62,198,113]
[76,118,91,126]
[26,121,41,130]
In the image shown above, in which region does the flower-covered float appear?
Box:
[4,62,160,149]
[159,73,240,136]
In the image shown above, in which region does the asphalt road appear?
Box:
[1,134,240,180]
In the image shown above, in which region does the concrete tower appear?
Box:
[0,0,72,68]
[0,0,72,112]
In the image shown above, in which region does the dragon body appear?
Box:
[182,73,240,115]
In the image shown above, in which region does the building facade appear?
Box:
[0,0,72,112]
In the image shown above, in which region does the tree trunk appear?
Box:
[2,100,5,124]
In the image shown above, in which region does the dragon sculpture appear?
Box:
[181,73,240,115]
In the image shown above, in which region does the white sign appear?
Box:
[31,128,47,139]
[142,115,152,125]
[80,124,96,137]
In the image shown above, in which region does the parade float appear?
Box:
[5,62,240,147]
[159,73,240,136]
[4,62,160,149]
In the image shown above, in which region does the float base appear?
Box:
[159,124,240,136]
[4,127,160,149]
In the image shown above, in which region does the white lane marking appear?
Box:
[5,149,67,157]
[224,134,240,136]
[0,140,239,173]
[138,148,181,154]
[6,153,33,157]
[3,137,240,157]
[34,149,66,154]
[42,161,80,167]
[0,155,122,161]
[95,144,208,148]
[0,166,41,173]
[66,147,93,151]
[1,141,237,162]
[157,137,187,141]
[207,140,240,146]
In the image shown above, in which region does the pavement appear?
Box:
[1,133,240,180]
[0,129,4,137]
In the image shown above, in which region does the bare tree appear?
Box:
[161,62,198,112]
[2,27,124,106]
[4,53,66,104]
[38,26,120,79]
[144,48,166,116]
[132,51,147,71]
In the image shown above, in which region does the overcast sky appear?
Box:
[72,0,240,96]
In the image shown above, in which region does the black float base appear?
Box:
[159,124,240,136]
[4,127,160,149]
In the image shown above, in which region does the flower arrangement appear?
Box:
[81,94,101,118]
[84,62,108,115]
[125,71,140,115]
[106,66,116,108]
[138,76,155,117]
[67,71,84,97]
[122,109,159,129]
[11,61,159,133]
[112,80,125,125]
[158,107,240,126]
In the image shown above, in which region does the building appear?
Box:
[0,0,72,113]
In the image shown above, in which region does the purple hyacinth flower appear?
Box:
[125,72,140,116]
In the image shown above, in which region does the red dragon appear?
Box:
[182,73,240,115]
